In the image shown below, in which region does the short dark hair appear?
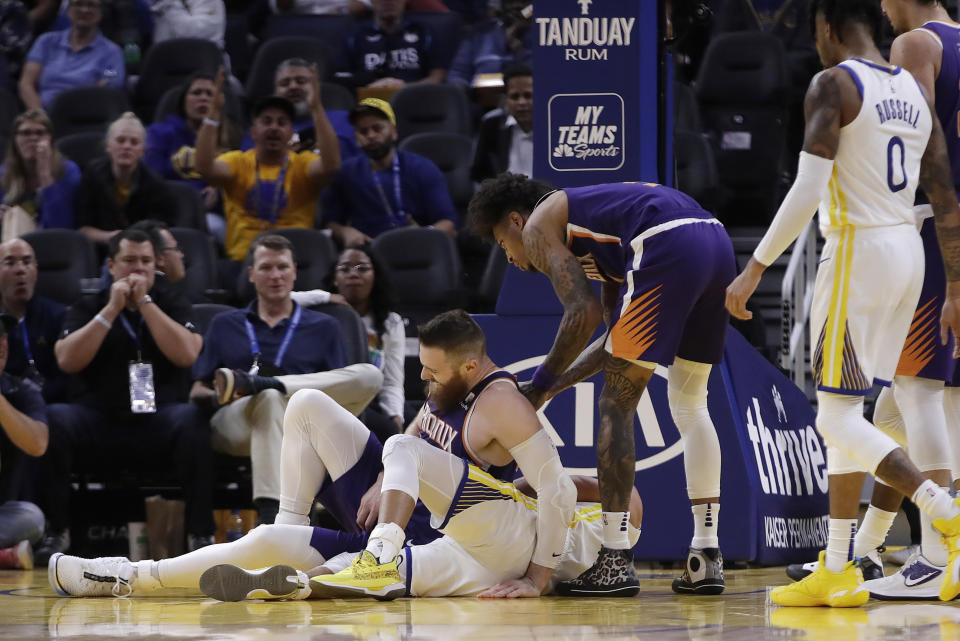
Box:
[178,72,216,120]
[108,228,155,259]
[467,172,554,240]
[129,219,170,258]
[418,309,486,364]
[275,58,313,79]
[503,63,532,86]
[247,234,296,264]
[809,0,881,43]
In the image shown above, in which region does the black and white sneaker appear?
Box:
[785,547,884,582]
[554,546,639,597]
[671,547,725,595]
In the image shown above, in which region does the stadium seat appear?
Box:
[674,129,720,212]
[371,227,464,329]
[474,245,506,313]
[55,131,107,172]
[405,11,465,70]
[321,82,355,112]
[398,132,475,214]
[48,87,130,140]
[263,14,356,61]
[224,12,253,84]
[308,302,368,366]
[22,229,98,305]
[171,227,219,302]
[165,181,207,231]
[0,88,20,142]
[245,37,328,104]
[235,228,337,303]
[695,32,789,225]
[674,81,701,132]
[192,302,235,334]
[390,84,471,141]
[134,38,223,121]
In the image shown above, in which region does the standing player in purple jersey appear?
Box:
[468,175,737,596]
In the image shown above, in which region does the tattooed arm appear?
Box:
[726,67,851,320]
[523,191,603,407]
[917,108,960,352]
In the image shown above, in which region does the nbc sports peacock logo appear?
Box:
[548,93,625,172]
[503,356,680,475]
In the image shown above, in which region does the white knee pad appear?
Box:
[873,385,906,448]
[381,434,422,500]
[893,376,951,472]
[817,392,899,475]
[668,359,721,499]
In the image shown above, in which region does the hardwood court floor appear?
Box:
[2,564,960,640]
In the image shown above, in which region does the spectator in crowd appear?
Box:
[447,0,532,87]
[196,68,341,262]
[290,244,404,442]
[268,0,369,16]
[334,0,447,89]
[128,219,186,290]
[0,0,31,92]
[470,63,532,182]
[0,239,67,403]
[322,98,457,247]
[77,113,178,246]
[148,0,226,48]
[0,311,47,570]
[35,228,213,563]
[19,0,124,111]
[190,234,382,525]
[145,73,240,213]
[0,110,82,234]
[241,58,361,162]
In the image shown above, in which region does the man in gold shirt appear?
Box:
[196,67,341,262]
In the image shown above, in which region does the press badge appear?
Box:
[129,361,157,414]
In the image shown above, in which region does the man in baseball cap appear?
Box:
[322,97,458,247]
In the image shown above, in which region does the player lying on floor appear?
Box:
[48,310,642,599]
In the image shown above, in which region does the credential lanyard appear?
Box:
[18,319,36,371]
[373,154,405,228]
[119,313,144,362]
[244,304,302,371]
[254,155,290,224]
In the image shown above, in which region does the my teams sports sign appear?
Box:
[474,271,828,564]
[533,0,659,184]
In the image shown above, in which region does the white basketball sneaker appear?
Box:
[863,549,945,601]
[48,553,135,597]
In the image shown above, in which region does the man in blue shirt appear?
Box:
[240,58,362,162]
[190,234,383,525]
[321,98,458,247]
[0,239,67,403]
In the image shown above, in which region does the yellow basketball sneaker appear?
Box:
[308,550,405,601]
[770,551,868,607]
[932,498,960,601]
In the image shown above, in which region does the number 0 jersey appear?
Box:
[821,58,931,235]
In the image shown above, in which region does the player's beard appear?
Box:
[427,373,471,414]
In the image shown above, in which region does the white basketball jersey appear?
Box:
[819,58,932,234]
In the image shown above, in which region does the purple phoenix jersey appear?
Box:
[418,369,519,482]
[555,182,735,366]
[897,21,960,383]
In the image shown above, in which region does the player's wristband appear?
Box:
[202,117,220,128]
[531,364,558,393]
[94,313,112,329]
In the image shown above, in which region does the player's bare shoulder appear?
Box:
[470,376,544,445]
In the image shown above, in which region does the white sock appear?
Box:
[601,512,631,550]
[912,479,960,522]
[921,496,949,566]
[274,509,310,526]
[365,522,406,564]
[133,560,162,591]
[853,505,896,558]
[825,518,857,573]
[691,503,720,549]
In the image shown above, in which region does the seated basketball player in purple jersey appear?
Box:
[468,175,737,596]
[47,311,627,600]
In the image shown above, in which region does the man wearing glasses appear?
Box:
[19,0,124,111]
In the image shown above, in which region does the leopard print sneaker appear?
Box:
[554,546,640,597]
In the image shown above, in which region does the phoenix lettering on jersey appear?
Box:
[536,17,636,47]
[364,48,421,72]
[418,412,457,452]
[875,98,922,128]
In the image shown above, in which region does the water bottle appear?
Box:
[225,510,244,542]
